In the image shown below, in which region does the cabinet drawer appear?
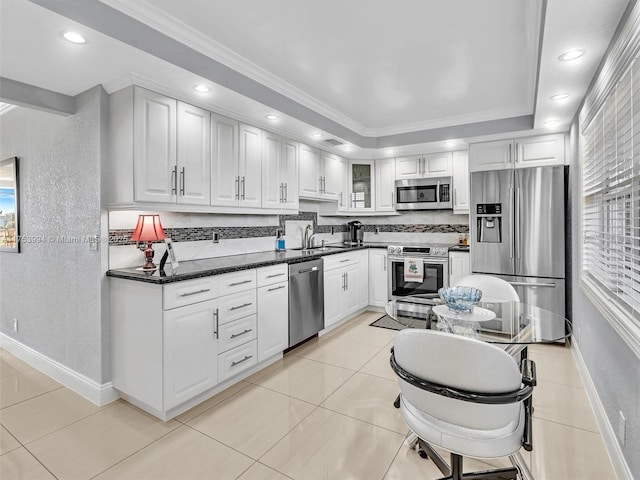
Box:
[218,270,257,296]
[163,277,218,310]
[323,251,361,271]
[218,340,257,381]
[218,314,257,353]
[257,264,288,287]
[218,289,257,325]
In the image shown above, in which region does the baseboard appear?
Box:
[571,341,633,480]
[0,333,119,407]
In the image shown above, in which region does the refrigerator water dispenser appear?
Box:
[477,203,502,243]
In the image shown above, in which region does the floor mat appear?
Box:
[369,314,427,331]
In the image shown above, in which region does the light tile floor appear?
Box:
[0,311,617,480]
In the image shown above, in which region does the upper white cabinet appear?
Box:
[347,160,375,212]
[262,133,299,210]
[375,158,396,212]
[469,134,565,172]
[177,102,211,205]
[299,145,346,203]
[237,124,262,208]
[210,113,240,207]
[396,152,452,179]
[132,88,177,203]
[452,151,470,215]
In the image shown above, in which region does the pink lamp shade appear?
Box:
[131,215,167,242]
[131,215,166,270]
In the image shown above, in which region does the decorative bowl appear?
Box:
[438,286,482,312]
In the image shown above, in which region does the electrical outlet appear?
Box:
[89,235,98,251]
[375,227,380,235]
[618,411,626,446]
[12,318,18,333]
[212,232,220,243]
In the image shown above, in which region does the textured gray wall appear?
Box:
[568,120,640,478]
[0,86,109,384]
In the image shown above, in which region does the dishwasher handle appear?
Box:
[298,266,319,274]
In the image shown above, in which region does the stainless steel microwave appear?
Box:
[394,177,453,210]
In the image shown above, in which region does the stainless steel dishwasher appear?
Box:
[288,258,324,347]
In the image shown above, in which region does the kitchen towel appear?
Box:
[404,257,424,282]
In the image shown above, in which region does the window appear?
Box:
[581,56,640,352]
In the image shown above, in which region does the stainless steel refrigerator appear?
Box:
[470,166,565,317]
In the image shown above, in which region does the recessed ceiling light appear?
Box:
[342,145,353,152]
[544,119,560,127]
[445,140,455,148]
[386,148,395,154]
[63,31,86,44]
[558,50,585,62]
[550,93,570,101]
[194,84,211,93]
[312,133,322,138]
[265,114,279,121]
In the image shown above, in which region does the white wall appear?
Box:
[0,86,110,384]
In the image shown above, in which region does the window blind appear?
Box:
[581,56,640,325]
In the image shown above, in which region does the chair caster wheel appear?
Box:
[418,449,428,459]
[393,397,400,408]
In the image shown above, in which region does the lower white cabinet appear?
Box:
[164,299,219,409]
[368,248,388,307]
[323,250,368,328]
[218,340,258,382]
[449,250,471,286]
[257,280,289,361]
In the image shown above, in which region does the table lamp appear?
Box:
[131,214,166,270]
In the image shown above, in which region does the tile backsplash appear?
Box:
[108,210,469,269]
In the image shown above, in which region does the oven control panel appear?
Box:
[387,245,449,257]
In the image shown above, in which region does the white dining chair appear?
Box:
[391,329,536,480]
[454,274,520,302]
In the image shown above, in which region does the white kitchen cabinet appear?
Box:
[396,152,452,179]
[347,159,375,212]
[210,113,240,207]
[469,134,565,172]
[164,299,218,409]
[452,150,470,215]
[262,133,299,210]
[375,158,396,212]
[177,102,211,205]
[257,280,289,361]
[514,134,565,168]
[298,145,346,203]
[368,248,388,307]
[133,88,177,203]
[323,250,368,328]
[449,250,471,287]
[238,123,262,208]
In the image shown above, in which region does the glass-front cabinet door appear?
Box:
[349,160,375,212]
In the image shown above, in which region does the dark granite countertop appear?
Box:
[449,244,470,252]
[107,243,372,284]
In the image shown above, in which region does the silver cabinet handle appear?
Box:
[241,176,246,200]
[266,273,285,278]
[340,259,350,263]
[180,288,210,297]
[280,183,284,203]
[171,166,178,195]
[342,272,346,290]
[180,167,185,195]
[229,280,252,286]
[515,143,519,163]
[235,176,240,199]
[231,355,253,367]
[436,181,441,204]
[339,192,343,207]
[384,255,387,271]
[453,188,457,207]
[508,144,512,164]
[319,176,323,193]
[345,272,349,290]
[213,308,219,339]
[229,302,252,311]
[230,328,252,339]
[284,183,288,203]
[268,285,286,292]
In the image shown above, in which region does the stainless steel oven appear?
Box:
[387,245,450,300]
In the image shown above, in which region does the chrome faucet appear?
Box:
[307,232,318,249]
[303,224,312,249]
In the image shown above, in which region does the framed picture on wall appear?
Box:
[0,157,20,253]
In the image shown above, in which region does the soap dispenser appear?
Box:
[276,228,285,251]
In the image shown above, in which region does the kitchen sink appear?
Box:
[291,245,346,253]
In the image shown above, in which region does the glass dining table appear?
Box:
[385,296,572,356]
